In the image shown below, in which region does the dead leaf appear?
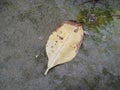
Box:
[45,20,84,75]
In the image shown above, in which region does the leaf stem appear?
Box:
[44,68,50,76]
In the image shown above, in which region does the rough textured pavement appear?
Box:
[0,0,120,90]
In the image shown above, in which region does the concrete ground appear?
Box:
[0,0,120,90]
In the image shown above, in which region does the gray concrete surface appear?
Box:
[0,0,120,90]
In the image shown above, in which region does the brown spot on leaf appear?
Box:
[74,28,78,33]
[60,31,62,34]
[59,36,63,40]
[65,20,82,27]
[55,41,58,43]
[57,35,63,40]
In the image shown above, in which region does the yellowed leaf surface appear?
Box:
[45,20,84,75]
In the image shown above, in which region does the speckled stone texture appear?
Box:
[0,0,120,90]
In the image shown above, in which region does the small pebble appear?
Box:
[35,55,39,58]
